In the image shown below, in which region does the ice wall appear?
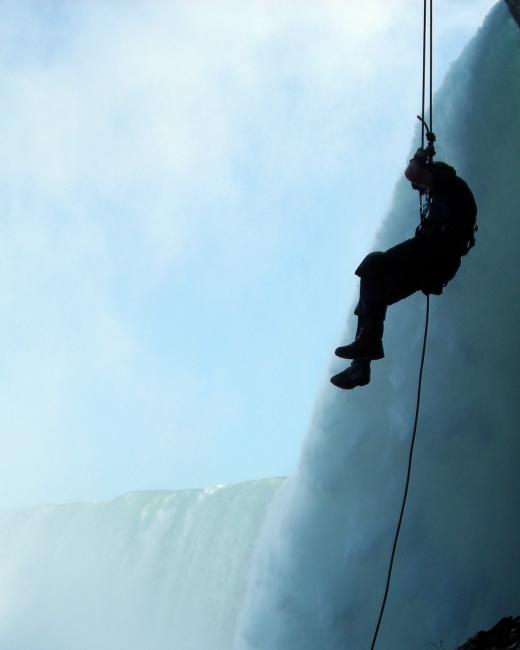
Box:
[0,478,284,650]
[238,4,520,649]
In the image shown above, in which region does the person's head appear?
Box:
[428,160,457,177]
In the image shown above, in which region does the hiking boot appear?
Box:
[330,359,371,390]
[335,337,384,361]
[335,316,384,360]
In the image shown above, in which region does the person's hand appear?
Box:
[412,147,428,164]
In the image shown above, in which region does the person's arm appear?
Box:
[404,149,434,191]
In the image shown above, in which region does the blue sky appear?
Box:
[0,0,495,506]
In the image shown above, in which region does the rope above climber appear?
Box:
[330,143,477,390]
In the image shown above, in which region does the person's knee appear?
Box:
[355,251,385,278]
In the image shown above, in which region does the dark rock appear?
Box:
[457,615,520,649]
[505,0,520,28]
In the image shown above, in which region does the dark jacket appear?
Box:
[416,163,478,256]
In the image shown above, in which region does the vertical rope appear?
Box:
[368,2,433,648]
[429,0,433,132]
[369,296,430,650]
[421,0,428,147]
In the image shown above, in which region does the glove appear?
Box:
[412,147,428,164]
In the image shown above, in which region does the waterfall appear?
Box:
[1,4,518,650]
[238,4,520,649]
[0,479,285,650]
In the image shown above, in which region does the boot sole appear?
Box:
[330,376,370,390]
[334,347,384,361]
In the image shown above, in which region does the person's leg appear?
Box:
[331,239,427,389]
[335,252,389,360]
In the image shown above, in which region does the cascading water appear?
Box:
[1,5,519,650]
[238,3,520,649]
[0,479,285,650]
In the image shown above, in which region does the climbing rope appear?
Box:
[369,296,430,650]
[369,2,434,648]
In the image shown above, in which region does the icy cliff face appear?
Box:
[0,479,284,650]
[238,4,520,649]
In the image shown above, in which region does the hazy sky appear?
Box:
[0,0,496,506]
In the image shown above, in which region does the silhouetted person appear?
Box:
[331,147,477,390]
